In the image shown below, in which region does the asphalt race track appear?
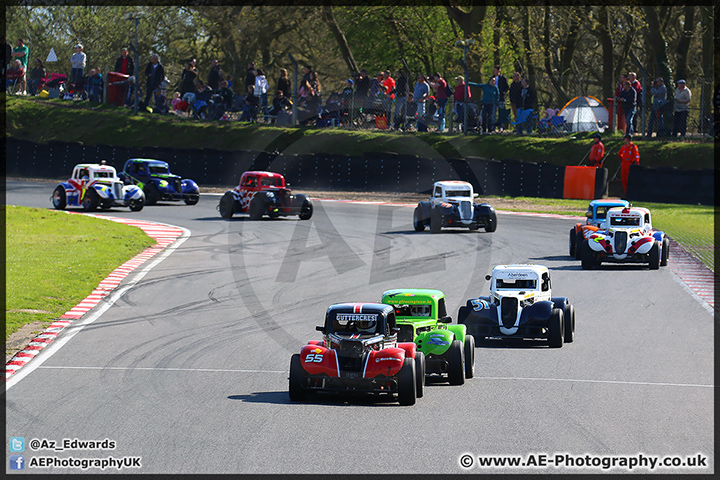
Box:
[5,180,714,474]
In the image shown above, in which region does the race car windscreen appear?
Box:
[496,278,537,289]
[610,216,640,226]
[149,165,169,174]
[261,177,283,187]
[331,313,379,334]
[392,304,432,317]
[94,171,114,178]
[446,189,471,197]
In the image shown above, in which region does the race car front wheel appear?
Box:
[82,189,99,212]
[52,186,66,210]
[574,231,584,260]
[129,196,145,212]
[463,335,475,379]
[414,351,425,398]
[413,206,425,232]
[548,309,564,348]
[218,192,235,219]
[289,354,307,402]
[648,241,660,270]
[143,183,159,206]
[430,207,442,233]
[569,229,576,257]
[484,211,497,232]
[397,358,417,406]
[661,237,669,266]
[447,340,465,386]
[563,304,575,343]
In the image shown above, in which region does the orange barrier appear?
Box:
[563,166,597,199]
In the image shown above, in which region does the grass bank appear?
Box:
[5,206,156,339]
[4,95,714,170]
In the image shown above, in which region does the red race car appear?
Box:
[289,303,425,405]
[218,170,313,220]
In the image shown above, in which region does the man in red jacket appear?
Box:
[618,133,639,194]
[587,133,605,168]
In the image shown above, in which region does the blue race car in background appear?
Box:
[118,158,199,205]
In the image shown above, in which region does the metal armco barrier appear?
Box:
[626,164,713,205]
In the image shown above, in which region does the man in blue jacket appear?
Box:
[469,77,499,133]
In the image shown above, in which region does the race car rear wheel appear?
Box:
[82,189,99,212]
[184,195,199,206]
[129,196,144,212]
[289,354,307,402]
[52,186,66,210]
[249,195,266,220]
[413,206,425,232]
[143,183,159,206]
[218,192,235,219]
[574,231,584,260]
[484,211,497,232]
[563,304,575,344]
[569,229,576,257]
[661,237,669,266]
[414,351,425,398]
[548,308,564,348]
[463,334,475,379]
[430,207,442,234]
[447,340,465,385]
[581,240,598,270]
[397,358,417,406]
[299,199,313,220]
[648,241,660,270]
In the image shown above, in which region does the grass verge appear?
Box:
[5,206,156,340]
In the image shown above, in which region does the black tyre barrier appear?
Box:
[6,138,709,204]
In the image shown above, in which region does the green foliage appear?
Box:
[5,206,156,338]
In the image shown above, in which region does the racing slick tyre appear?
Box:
[581,240,597,270]
[457,305,469,324]
[129,197,145,212]
[143,183,159,206]
[413,206,426,232]
[289,354,307,402]
[547,308,564,348]
[299,199,313,220]
[574,231,584,260]
[184,195,199,206]
[82,189,99,212]
[463,334,475,379]
[563,304,575,344]
[648,241,660,270]
[249,195,266,220]
[447,340,465,386]
[484,211,497,233]
[397,358,417,406]
[414,351,425,398]
[430,207,442,233]
[569,229,576,257]
[218,192,235,219]
[661,237,670,267]
[52,186,66,210]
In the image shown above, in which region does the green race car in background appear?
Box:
[381,289,474,385]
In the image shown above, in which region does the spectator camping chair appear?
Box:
[511,108,537,134]
[550,115,570,134]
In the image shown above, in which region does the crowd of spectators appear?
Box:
[3,37,703,138]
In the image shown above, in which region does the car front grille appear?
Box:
[173,178,182,194]
[113,182,123,200]
[336,340,365,374]
[500,297,518,329]
[614,230,628,254]
[459,200,472,220]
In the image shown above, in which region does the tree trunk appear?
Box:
[597,6,615,102]
[321,6,358,76]
[674,6,695,81]
[642,6,673,84]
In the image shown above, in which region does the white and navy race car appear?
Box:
[51,162,145,211]
[413,181,497,233]
[458,264,575,348]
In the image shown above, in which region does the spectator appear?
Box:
[671,79,691,138]
[413,74,430,129]
[207,59,222,91]
[179,61,198,97]
[355,68,371,104]
[618,133,639,194]
[520,78,538,111]
[508,71,523,121]
[276,68,291,99]
[587,133,605,168]
[308,71,322,115]
[12,38,29,94]
[392,69,409,130]
[469,77,500,133]
[239,85,259,122]
[216,79,234,110]
[114,48,134,75]
[301,65,313,85]
[27,58,46,96]
[70,43,86,90]
[297,78,314,107]
[152,88,169,114]
[430,72,449,132]
[5,59,25,92]
[225,74,233,90]
[615,73,628,133]
[244,62,256,91]
[382,69,396,116]
[647,77,668,137]
[628,71,642,132]
[616,80,637,135]
[269,89,292,117]
[171,91,182,111]
[192,80,213,118]
[453,75,471,131]
[254,68,269,108]
[87,68,104,102]
[492,65,509,105]
[142,54,165,107]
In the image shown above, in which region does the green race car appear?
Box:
[381,289,474,385]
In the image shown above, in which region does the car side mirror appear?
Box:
[392,327,400,333]
[473,193,479,198]
[586,212,593,218]
[439,316,452,324]
[485,274,492,281]
[315,326,325,333]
